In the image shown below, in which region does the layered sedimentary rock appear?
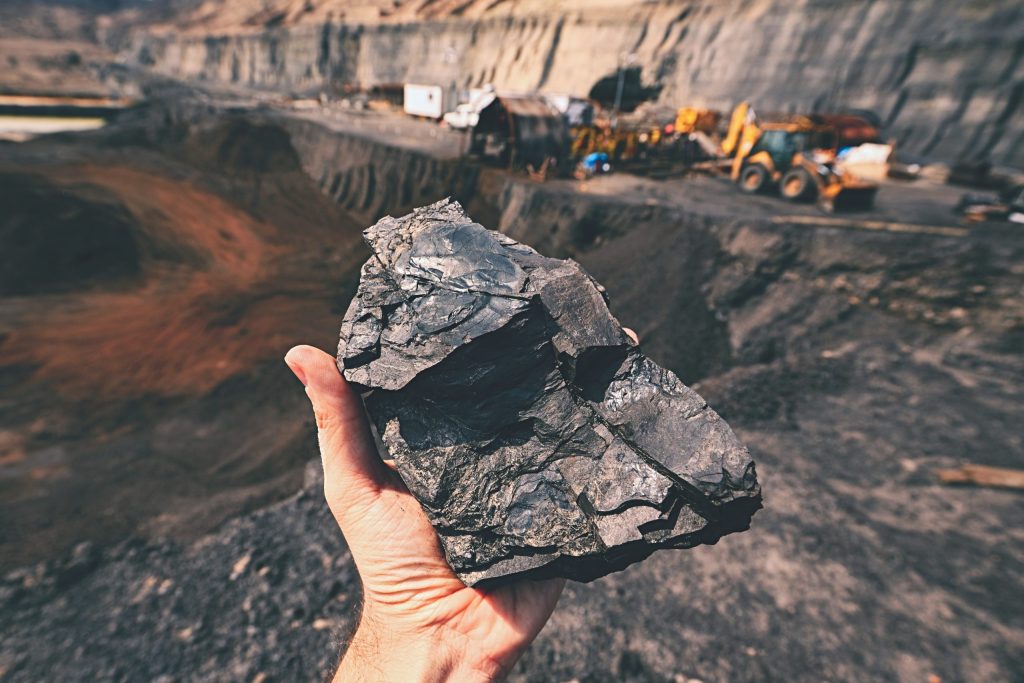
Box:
[337,199,761,584]
[128,0,1024,166]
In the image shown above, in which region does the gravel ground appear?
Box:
[2,106,1022,682]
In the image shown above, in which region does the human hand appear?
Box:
[284,345,565,682]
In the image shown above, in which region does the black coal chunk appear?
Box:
[338,199,761,585]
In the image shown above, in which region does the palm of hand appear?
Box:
[286,345,564,680]
[342,471,564,671]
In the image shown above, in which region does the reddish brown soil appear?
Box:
[0,124,369,569]
[3,165,284,396]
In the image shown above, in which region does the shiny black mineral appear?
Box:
[338,199,761,585]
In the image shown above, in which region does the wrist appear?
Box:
[334,608,505,682]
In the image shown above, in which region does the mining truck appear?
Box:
[722,102,879,212]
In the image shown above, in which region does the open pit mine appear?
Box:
[0,1,1022,682]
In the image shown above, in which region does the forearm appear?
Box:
[333,612,505,683]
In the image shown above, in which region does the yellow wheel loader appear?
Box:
[722,102,878,211]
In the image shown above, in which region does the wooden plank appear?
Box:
[936,465,1024,490]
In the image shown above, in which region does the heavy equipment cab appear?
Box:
[749,128,810,170]
[723,102,878,211]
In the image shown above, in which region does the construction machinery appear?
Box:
[722,102,879,211]
[569,121,660,163]
[672,107,720,136]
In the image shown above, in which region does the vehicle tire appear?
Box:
[780,167,817,202]
[738,164,770,194]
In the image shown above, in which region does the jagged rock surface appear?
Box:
[338,199,761,584]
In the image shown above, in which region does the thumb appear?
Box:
[284,345,389,504]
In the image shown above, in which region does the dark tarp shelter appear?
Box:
[469,93,568,171]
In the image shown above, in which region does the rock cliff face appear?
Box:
[281,117,480,224]
[128,0,1024,167]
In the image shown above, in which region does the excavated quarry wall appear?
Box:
[275,114,729,381]
[280,117,480,223]
[130,0,1024,167]
[276,114,1017,387]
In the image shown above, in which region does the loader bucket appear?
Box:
[819,185,878,212]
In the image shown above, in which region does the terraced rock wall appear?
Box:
[130,0,1024,167]
[281,117,480,224]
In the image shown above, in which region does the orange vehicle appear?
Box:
[673,107,721,135]
[570,122,657,162]
[722,102,879,211]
